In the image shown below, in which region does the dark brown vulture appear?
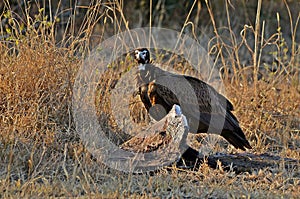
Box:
[132,48,252,151]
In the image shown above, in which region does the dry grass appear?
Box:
[0,0,299,198]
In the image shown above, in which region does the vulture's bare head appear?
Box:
[134,48,150,65]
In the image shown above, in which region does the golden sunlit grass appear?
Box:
[0,0,299,198]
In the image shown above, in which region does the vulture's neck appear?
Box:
[137,63,160,84]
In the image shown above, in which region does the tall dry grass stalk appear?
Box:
[253,0,262,103]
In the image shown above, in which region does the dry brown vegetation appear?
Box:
[0,0,299,198]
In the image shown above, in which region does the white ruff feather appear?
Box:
[138,64,145,70]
